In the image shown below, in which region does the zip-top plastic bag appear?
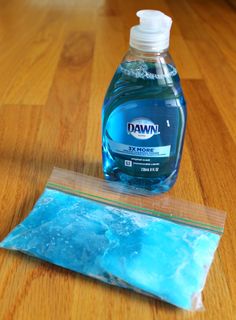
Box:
[0,168,226,310]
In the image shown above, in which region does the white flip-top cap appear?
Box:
[130,10,172,52]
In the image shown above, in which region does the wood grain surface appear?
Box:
[0,0,235,319]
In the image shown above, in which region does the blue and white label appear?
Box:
[108,139,170,158]
[127,118,160,140]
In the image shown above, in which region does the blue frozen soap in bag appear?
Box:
[0,168,226,311]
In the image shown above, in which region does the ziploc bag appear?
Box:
[0,168,226,310]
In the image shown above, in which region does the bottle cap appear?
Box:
[130,10,172,52]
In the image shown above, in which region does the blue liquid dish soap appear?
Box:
[102,10,187,193]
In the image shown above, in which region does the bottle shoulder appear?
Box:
[104,60,185,99]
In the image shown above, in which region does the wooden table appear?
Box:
[0,0,235,319]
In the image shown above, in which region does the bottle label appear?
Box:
[105,100,184,178]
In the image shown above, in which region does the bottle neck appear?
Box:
[129,46,169,60]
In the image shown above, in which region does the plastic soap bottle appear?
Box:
[102,10,187,193]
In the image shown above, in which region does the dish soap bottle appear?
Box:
[102,10,187,193]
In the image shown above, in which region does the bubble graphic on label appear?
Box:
[127,118,160,140]
[120,61,177,80]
